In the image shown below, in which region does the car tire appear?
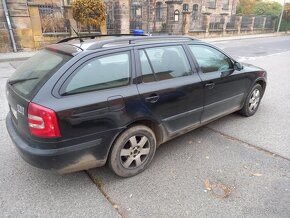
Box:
[239,83,263,117]
[109,125,156,177]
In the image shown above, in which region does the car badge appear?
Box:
[17,104,24,115]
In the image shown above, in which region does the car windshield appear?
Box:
[8,49,72,98]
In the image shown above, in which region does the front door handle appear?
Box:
[145,94,160,103]
[205,82,215,89]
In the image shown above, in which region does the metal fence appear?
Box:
[76,23,100,33]
[190,9,204,31]
[264,16,274,29]
[241,16,250,29]
[253,16,264,29]
[226,15,236,29]
[38,4,70,34]
[209,15,222,30]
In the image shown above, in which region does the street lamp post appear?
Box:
[277,0,286,32]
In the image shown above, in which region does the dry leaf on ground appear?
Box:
[250,172,263,177]
[204,179,212,191]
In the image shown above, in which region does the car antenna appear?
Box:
[71,26,84,43]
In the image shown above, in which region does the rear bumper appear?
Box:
[6,113,108,174]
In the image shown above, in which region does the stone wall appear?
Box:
[187,15,276,38]
[9,0,34,51]
[28,0,63,6]
[0,0,34,52]
[0,2,11,52]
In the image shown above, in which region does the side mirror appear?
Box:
[234,62,243,71]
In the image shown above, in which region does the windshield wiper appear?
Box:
[8,77,38,85]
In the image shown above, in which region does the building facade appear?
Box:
[104,0,237,34]
[1,0,276,52]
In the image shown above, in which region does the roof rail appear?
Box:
[57,34,148,43]
[87,35,196,50]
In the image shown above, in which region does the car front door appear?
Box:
[188,44,246,123]
[135,44,204,134]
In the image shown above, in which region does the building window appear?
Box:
[174,10,180,22]
[156,2,162,21]
[183,4,189,12]
[106,3,114,30]
[222,0,229,10]
[132,4,142,18]
[192,4,199,20]
[208,0,216,9]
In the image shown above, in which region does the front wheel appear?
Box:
[109,125,156,177]
[239,83,263,117]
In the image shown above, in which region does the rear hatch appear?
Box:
[6,47,74,143]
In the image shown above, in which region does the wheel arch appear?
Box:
[126,119,165,146]
[106,118,165,164]
[255,79,266,92]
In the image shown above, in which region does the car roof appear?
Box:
[56,34,201,52]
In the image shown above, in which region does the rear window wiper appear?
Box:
[8,77,39,85]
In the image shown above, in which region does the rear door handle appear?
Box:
[205,82,215,89]
[145,94,160,103]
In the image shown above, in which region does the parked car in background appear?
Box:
[5,35,267,177]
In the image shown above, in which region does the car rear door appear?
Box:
[42,48,140,145]
[134,44,204,134]
[187,44,247,123]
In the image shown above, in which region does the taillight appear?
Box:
[28,102,61,138]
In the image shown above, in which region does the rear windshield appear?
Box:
[8,49,71,98]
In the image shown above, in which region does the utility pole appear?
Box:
[153,0,156,32]
[277,0,286,32]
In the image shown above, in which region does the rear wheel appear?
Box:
[109,125,156,177]
[239,84,263,117]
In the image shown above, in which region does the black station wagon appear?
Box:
[6,35,267,177]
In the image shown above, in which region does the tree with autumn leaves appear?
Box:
[72,0,106,33]
[237,0,282,17]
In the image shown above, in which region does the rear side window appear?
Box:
[139,45,192,83]
[8,49,71,98]
[63,52,130,95]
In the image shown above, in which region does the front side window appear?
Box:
[63,52,130,95]
[139,45,192,82]
[189,45,232,73]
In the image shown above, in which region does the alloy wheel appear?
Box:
[120,135,150,169]
[248,89,260,112]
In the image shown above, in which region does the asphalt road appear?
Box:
[210,36,290,160]
[0,35,290,218]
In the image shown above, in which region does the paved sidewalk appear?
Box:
[0,51,36,62]
[0,62,120,218]
[0,33,288,63]
[202,32,287,42]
